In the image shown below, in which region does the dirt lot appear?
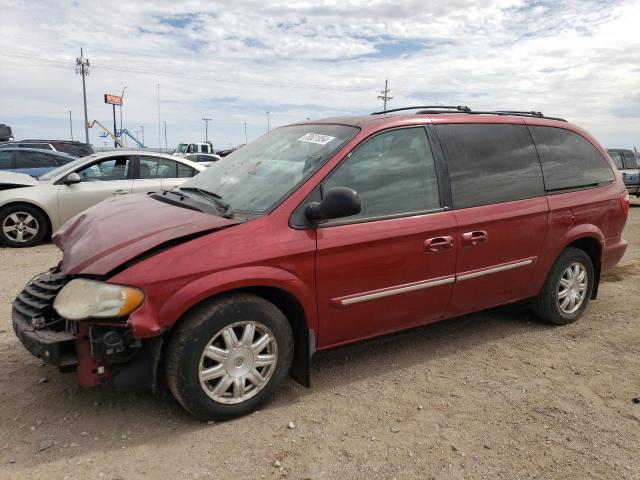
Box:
[1,203,639,480]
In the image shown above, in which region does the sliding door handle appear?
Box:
[462,230,488,246]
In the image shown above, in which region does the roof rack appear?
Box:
[370,106,567,122]
[370,105,471,115]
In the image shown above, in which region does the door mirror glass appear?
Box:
[305,187,361,222]
[63,172,82,185]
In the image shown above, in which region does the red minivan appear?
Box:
[12,107,629,420]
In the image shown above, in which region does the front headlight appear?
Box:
[53,279,145,321]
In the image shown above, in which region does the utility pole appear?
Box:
[157,83,161,150]
[76,48,90,144]
[119,86,127,139]
[377,79,393,112]
[202,118,212,142]
[112,103,118,148]
[163,121,168,150]
[266,111,270,132]
[244,122,247,144]
[69,110,73,141]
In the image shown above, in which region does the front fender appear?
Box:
[127,266,316,338]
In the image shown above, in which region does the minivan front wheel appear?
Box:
[533,247,594,325]
[166,293,293,421]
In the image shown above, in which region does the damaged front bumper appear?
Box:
[12,271,163,391]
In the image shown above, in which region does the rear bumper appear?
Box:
[12,307,78,369]
[602,235,628,273]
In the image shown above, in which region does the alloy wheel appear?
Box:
[2,212,40,243]
[198,321,278,404]
[557,261,588,314]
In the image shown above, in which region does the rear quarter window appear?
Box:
[435,123,544,209]
[529,126,614,192]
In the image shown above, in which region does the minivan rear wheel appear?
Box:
[533,247,594,325]
[165,293,293,421]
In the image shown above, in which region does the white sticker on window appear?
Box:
[297,133,335,145]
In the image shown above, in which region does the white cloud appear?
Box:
[0,0,638,149]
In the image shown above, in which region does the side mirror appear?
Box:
[305,187,361,222]
[63,172,82,185]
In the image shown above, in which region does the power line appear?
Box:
[0,51,374,93]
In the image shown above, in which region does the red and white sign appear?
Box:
[104,94,122,105]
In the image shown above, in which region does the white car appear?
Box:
[0,151,205,247]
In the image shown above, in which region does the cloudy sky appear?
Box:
[1,0,639,150]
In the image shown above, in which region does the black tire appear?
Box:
[532,247,594,325]
[165,293,294,421]
[0,204,48,248]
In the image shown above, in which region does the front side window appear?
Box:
[608,150,624,169]
[77,157,130,182]
[436,123,544,209]
[529,126,614,191]
[179,124,359,214]
[323,127,440,221]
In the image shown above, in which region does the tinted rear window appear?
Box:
[529,126,614,191]
[436,123,544,209]
[15,151,58,168]
[51,142,93,157]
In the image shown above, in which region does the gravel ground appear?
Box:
[1,201,639,480]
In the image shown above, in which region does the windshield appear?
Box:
[175,143,188,154]
[38,154,99,181]
[179,124,358,214]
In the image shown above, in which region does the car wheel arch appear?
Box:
[565,236,602,299]
[157,281,315,388]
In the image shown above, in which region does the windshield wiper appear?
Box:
[178,187,234,218]
[163,189,186,200]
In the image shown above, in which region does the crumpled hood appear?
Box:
[0,170,39,187]
[53,193,240,275]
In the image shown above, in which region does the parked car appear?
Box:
[185,153,222,166]
[0,124,13,142]
[607,148,640,197]
[11,107,628,421]
[0,151,204,247]
[0,140,94,157]
[173,142,214,156]
[0,147,77,177]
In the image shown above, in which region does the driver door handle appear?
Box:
[424,236,454,252]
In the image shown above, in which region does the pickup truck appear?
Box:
[607,149,640,197]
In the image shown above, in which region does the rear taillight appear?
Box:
[620,190,629,217]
